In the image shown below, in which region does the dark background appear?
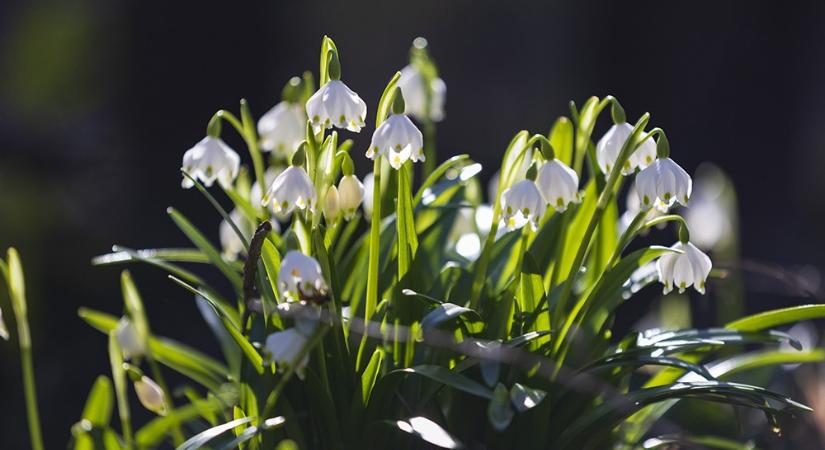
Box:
[1,0,825,448]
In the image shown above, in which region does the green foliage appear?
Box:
[1,37,819,450]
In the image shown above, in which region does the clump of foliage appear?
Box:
[2,36,824,450]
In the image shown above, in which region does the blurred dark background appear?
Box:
[1,0,825,448]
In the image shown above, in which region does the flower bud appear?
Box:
[134,376,168,416]
[338,175,365,220]
[324,185,340,222]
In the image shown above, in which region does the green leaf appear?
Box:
[726,304,825,332]
[548,116,574,166]
[390,417,462,449]
[319,35,339,86]
[396,365,494,400]
[79,308,228,389]
[413,154,471,206]
[80,376,114,427]
[510,383,546,413]
[218,417,286,450]
[168,207,243,290]
[92,246,213,287]
[136,396,230,448]
[361,348,385,405]
[108,333,132,448]
[375,71,401,127]
[120,271,150,351]
[420,303,479,332]
[176,417,254,450]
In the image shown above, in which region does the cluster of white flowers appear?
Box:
[500,143,581,231]
[261,250,330,377]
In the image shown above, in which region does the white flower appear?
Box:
[264,328,310,378]
[338,175,364,219]
[324,185,340,222]
[635,157,692,211]
[115,316,145,360]
[263,166,316,214]
[362,172,375,221]
[367,114,424,170]
[619,182,666,235]
[306,80,367,133]
[135,376,167,416]
[535,160,581,212]
[257,102,306,157]
[656,241,712,294]
[181,137,241,189]
[250,168,283,213]
[500,180,544,231]
[398,64,446,122]
[278,251,328,301]
[596,123,656,176]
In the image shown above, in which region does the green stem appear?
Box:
[20,332,44,450]
[552,113,650,359]
[423,118,436,178]
[365,158,383,322]
[216,109,265,191]
[147,358,185,445]
[0,256,44,450]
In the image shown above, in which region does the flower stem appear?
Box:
[364,158,383,322]
[552,113,650,361]
[423,118,436,178]
[0,253,44,450]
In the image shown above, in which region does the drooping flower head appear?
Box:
[181,136,241,189]
[367,89,424,169]
[258,78,307,158]
[535,158,581,212]
[115,316,146,360]
[657,240,712,294]
[264,328,311,377]
[278,251,328,301]
[306,51,366,133]
[263,148,316,215]
[398,64,446,122]
[635,134,692,211]
[500,179,544,231]
[596,122,656,176]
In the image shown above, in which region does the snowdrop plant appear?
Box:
[0,35,815,450]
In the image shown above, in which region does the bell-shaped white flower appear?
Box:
[367,114,424,170]
[181,136,241,189]
[656,241,712,294]
[619,182,666,235]
[500,180,544,231]
[323,185,340,222]
[596,123,656,176]
[264,328,310,378]
[398,64,446,122]
[258,102,306,157]
[535,159,581,212]
[135,376,168,416]
[115,316,146,360]
[278,251,328,301]
[337,174,364,220]
[263,166,316,214]
[306,80,367,133]
[635,157,692,211]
